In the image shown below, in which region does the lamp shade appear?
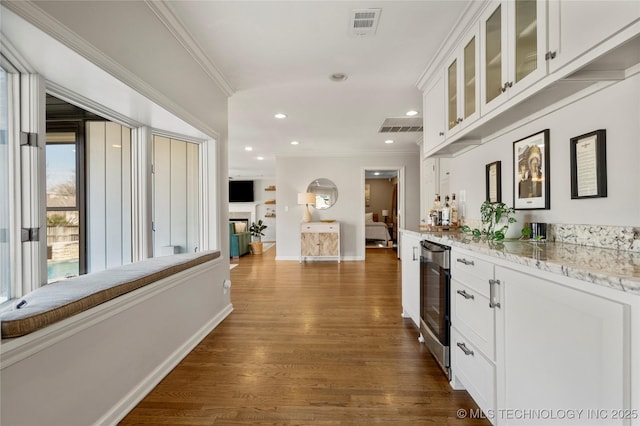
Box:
[381,209,389,217]
[297,192,315,205]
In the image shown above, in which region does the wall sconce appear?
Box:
[297,192,315,223]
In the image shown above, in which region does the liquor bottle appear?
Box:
[433,194,442,225]
[450,194,459,226]
[442,195,451,226]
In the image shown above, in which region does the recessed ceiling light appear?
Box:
[385,139,394,144]
[257,156,264,161]
[330,73,348,82]
[406,110,419,116]
[245,146,253,151]
[274,113,287,119]
[290,141,299,145]
[112,144,122,148]
[374,172,380,176]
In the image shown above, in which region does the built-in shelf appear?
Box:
[264,200,275,204]
[265,186,276,191]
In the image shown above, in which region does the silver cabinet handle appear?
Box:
[457,342,474,356]
[412,246,418,261]
[456,258,474,266]
[489,278,501,309]
[456,289,474,300]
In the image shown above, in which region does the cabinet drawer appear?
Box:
[301,223,339,233]
[451,251,493,298]
[451,278,495,360]
[451,328,496,423]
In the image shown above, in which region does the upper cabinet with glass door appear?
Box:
[445,26,480,137]
[480,0,548,115]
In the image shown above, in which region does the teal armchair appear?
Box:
[229,222,250,258]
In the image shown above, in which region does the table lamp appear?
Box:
[382,209,389,223]
[297,192,315,222]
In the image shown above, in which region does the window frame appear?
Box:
[0,57,23,305]
[45,120,87,278]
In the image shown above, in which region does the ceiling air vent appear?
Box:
[379,117,423,133]
[350,9,381,37]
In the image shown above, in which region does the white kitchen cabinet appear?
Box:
[547,0,640,73]
[450,248,498,423]
[445,26,480,137]
[422,74,446,155]
[451,327,496,423]
[445,244,637,426]
[400,231,422,329]
[495,266,630,425]
[480,0,548,115]
[300,222,340,262]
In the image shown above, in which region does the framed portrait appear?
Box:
[486,161,501,203]
[570,129,607,199]
[513,129,550,210]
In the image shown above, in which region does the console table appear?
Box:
[300,222,340,263]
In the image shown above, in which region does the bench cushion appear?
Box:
[1,250,220,338]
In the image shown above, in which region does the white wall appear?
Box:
[275,153,420,260]
[450,74,640,228]
[87,121,133,272]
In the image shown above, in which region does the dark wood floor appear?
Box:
[120,246,488,425]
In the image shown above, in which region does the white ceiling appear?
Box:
[22,0,471,179]
[163,1,470,178]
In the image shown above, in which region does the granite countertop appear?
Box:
[412,230,640,296]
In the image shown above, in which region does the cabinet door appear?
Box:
[446,28,480,138]
[495,266,630,425]
[548,0,640,73]
[400,232,421,328]
[423,74,445,155]
[481,1,508,112]
[301,232,319,256]
[481,0,548,114]
[318,232,338,256]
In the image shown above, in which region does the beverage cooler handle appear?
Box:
[489,279,501,308]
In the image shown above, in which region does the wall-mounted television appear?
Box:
[229,180,254,202]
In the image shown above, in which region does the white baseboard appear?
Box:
[96,303,233,426]
[275,255,364,261]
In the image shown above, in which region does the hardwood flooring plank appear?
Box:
[120,247,488,425]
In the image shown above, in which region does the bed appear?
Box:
[365,221,390,246]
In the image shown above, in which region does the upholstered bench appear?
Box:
[0,250,220,338]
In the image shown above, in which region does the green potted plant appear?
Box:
[249,220,267,254]
[461,200,517,241]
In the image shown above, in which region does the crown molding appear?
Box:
[145,1,234,97]
[3,0,220,139]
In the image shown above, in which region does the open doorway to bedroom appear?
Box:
[363,167,402,257]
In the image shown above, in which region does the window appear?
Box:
[0,66,11,302]
[46,125,83,282]
[0,58,21,303]
[152,135,200,256]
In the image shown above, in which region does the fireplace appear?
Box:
[229,203,257,226]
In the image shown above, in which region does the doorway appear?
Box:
[362,167,403,258]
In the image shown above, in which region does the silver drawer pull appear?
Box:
[457,342,474,356]
[456,289,474,300]
[489,279,501,309]
[456,258,474,266]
